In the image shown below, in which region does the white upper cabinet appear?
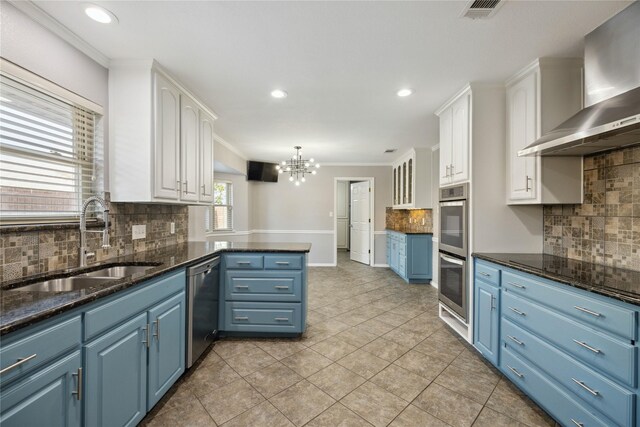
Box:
[436,87,470,187]
[391,148,433,209]
[505,59,583,205]
[109,60,217,204]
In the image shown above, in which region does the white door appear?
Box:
[336,181,349,249]
[350,181,370,265]
[180,95,200,202]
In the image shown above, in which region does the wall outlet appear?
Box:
[329,211,333,217]
[422,218,425,225]
[170,222,175,234]
[132,224,146,240]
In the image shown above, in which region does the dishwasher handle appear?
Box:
[188,256,220,276]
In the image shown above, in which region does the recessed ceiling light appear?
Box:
[271,89,288,99]
[84,4,118,24]
[397,88,414,97]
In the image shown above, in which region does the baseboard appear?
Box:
[430,280,438,289]
[372,263,389,268]
[308,262,337,267]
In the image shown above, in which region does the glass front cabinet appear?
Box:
[391,148,432,209]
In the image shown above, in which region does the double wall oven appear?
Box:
[438,183,468,321]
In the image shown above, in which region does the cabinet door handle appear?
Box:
[0,353,37,375]
[490,295,496,311]
[153,318,160,342]
[176,180,181,193]
[201,184,206,195]
[235,285,249,289]
[574,306,602,317]
[445,165,450,177]
[450,164,454,175]
[509,307,526,316]
[507,365,524,378]
[507,282,526,289]
[479,272,491,277]
[525,175,532,192]
[275,285,289,290]
[72,367,83,401]
[234,316,249,321]
[274,317,289,321]
[573,339,602,354]
[275,261,290,265]
[507,335,524,346]
[571,378,599,396]
[571,420,584,427]
[142,324,150,348]
[183,180,188,192]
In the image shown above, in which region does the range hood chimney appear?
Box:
[519,2,640,157]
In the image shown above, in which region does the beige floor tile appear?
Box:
[281,348,333,377]
[221,401,294,427]
[308,363,367,400]
[450,349,501,379]
[413,383,483,427]
[146,398,216,427]
[306,403,373,427]
[154,380,198,416]
[394,350,449,381]
[382,328,428,348]
[270,380,336,426]
[213,340,257,360]
[199,379,265,425]
[335,327,378,348]
[413,332,465,363]
[434,365,499,405]
[341,382,408,427]
[184,361,241,398]
[244,362,303,398]
[355,318,396,336]
[361,337,410,362]
[389,404,451,427]
[255,340,307,360]
[223,345,277,377]
[374,311,413,327]
[337,349,390,379]
[370,364,431,402]
[472,407,528,427]
[485,380,555,427]
[311,336,359,361]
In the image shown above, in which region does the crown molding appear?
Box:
[321,162,392,167]
[9,0,110,68]
[214,133,248,160]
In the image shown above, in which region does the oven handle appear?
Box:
[440,201,465,207]
[440,253,464,265]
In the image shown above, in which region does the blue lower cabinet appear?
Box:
[84,313,148,427]
[386,231,432,283]
[225,302,302,333]
[147,293,186,409]
[0,350,82,427]
[473,280,500,366]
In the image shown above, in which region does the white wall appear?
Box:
[431,146,440,288]
[1,3,110,187]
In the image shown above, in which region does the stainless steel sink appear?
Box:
[82,265,156,278]
[13,277,115,292]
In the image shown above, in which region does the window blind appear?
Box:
[212,181,233,231]
[0,73,103,223]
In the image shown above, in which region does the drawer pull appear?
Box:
[574,306,602,317]
[235,316,249,321]
[507,365,524,378]
[507,335,524,346]
[235,285,249,289]
[236,261,252,265]
[72,367,83,401]
[0,353,37,375]
[274,285,289,290]
[479,272,491,277]
[274,317,289,321]
[509,307,526,316]
[573,339,602,354]
[275,261,290,265]
[571,378,600,397]
[507,282,526,289]
[571,419,584,427]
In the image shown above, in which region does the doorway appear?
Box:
[333,177,375,266]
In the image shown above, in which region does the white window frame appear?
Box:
[209,180,233,232]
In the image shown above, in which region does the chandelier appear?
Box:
[276,146,320,186]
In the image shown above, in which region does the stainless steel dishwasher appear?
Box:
[186,255,220,368]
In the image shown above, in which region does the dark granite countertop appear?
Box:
[0,241,311,336]
[473,253,640,306]
[386,229,433,235]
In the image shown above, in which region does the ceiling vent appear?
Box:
[461,0,504,19]
[384,148,397,153]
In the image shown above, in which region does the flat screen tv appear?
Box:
[247,161,279,182]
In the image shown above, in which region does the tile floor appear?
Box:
[142,252,555,427]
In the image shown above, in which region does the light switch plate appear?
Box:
[170,222,175,234]
[132,224,146,240]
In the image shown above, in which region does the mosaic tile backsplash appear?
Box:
[385,207,433,233]
[0,193,188,281]
[544,145,640,271]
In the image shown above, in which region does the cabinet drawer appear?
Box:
[475,261,500,287]
[225,255,264,270]
[84,270,185,341]
[503,291,637,387]
[501,347,612,427]
[224,302,302,333]
[503,270,636,341]
[502,318,634,427]
[225,271,302,302]
[264,255,303,270]
[0,315,81,384]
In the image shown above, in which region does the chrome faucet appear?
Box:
[79,195,111,267]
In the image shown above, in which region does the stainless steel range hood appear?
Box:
[519,2,640,157]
